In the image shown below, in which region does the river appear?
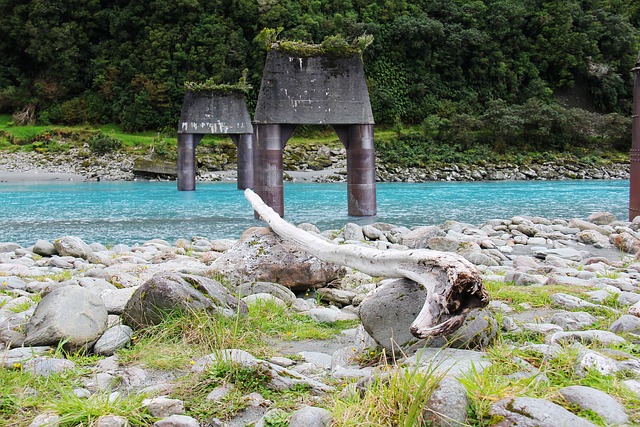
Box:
[0,180,628,246]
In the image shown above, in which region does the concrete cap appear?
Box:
[254,50,374,125]
[178,91,253,134]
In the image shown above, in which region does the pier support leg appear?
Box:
[254,124,296,217]
[335,124,377,216]
[231,133,254,190]
[177,133,203,191]
[630,58,640,221]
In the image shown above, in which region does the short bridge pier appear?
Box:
[177,90,254,191]
[253,49,377,217]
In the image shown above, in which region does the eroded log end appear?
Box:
[410,270,489,339]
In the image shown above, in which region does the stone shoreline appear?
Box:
[2,209,640,425]
[0,147,630,183]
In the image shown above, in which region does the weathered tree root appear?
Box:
[245,189,489,338]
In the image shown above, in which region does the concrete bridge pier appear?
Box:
[177,133,203,191]
[630,57,640,221]
[253,124,296,217]
[335,124,377,216]
[230,133,254,190]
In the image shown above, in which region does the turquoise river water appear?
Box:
[0,180,628,246]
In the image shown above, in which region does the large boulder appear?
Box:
[359,279,496,353]
[24,286,108,352]
[122,272,248,328]
[210,227,344,290]
[358,279,426,353]
[489,397,598,427]
[53,236,95,260]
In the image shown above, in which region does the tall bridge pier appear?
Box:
[177,91,254,191]
[253,49,377,217]
[630,57,640,221]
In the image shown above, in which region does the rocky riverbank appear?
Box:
[2,210,640,426]
[0,143,630,183]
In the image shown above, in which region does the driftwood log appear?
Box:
[245,189,489,338]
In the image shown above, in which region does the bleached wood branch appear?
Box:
[245,189,489,338]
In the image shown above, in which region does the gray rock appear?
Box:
[96,415,128,427]
[144,397,185,417]
[288,406,332,427]
[362,224,385,240]
[210,227,344,290]
[548,330,626,346]
[427,236,462,252]
[53,236,95,260]
[206,384,234,401]
[489,396,598,427]
[618,291,640,306]
[551,293,598,310]
[559,385,628,425]
[33,239,58,257]
[545,275,595,288]
[532,247,586,261]
[308,307,339,323]
[448,308,498,349]
[93,325,133,356]
[24,286,108,352]
[504,271,546,286]
[521,323,563,335]
[100,287,138,314]
[622,379,640,397]
[317,288,357,306]
[611,314,640,334]
[27,413,60,427]
[242,293,287,308]
[576,230,609,245]
[344,226,364,242]
[298,351,332,369]
[353,324,378,352]
[462,252,499,267]
[0,276,27,290]
[22,357,75,377]
[402,226,445,249]
[568,218,612,236]
[154,415,199,427]
[0,242,20,253]
[610,232,640,254]
[236,281,296,305]
[359,278,426,353]
[549,311,597,331]
[122,272,247,328]
[405,348,491,377]
[1,346,52,368]
[630,300,640,317]
[424,376,469,427]
[576,351,620,376]
[588,211,617,225]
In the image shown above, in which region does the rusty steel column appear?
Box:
[230,133,254,190]
[177,133,203,191]
[630,57,640,221]
[342,124,376,216]
[254,124,285,217]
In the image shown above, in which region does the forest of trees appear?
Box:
[0,0,639,150]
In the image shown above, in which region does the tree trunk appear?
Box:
[244,189,489,338]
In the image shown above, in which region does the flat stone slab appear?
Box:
[403,348,491,377]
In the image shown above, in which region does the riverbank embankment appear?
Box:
[0,143,630,183]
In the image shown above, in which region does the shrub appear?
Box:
[89,132,122,154]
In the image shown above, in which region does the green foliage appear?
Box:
[0,0,637,136]
[89,132,122,155]
[185,70,253,94]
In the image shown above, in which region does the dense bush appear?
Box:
[89,132,122,155]
[0,0,637,144]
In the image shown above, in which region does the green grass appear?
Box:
[332,361,443,426]
[118,300,359,370]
